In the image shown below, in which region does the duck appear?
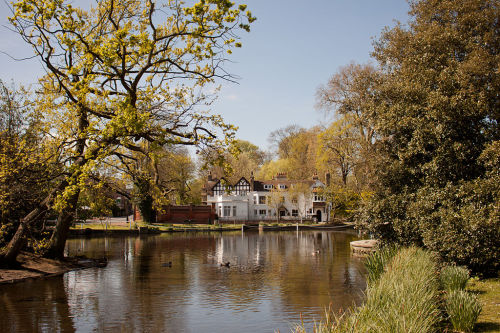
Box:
[96,257,108,268]
[220,262,230,267]
[161,261,172,267]
[312,250,320,255]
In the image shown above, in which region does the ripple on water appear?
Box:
[1,231,365,333]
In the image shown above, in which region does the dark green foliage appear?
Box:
[357,0,500,275]
[133,174,156,223]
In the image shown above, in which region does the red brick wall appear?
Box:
[156,205,215,224]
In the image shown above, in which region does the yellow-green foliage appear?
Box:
[7,0,256,214]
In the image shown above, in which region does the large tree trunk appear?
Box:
[44,108,88,259]
[43,188,81,259]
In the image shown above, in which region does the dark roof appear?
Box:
[206,175,323,192]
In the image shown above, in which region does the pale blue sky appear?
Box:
[0,0,410,150]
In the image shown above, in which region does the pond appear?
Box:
[0,230,366,333]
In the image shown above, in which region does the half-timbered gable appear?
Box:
[212,178,230,196]
[233,177,251,195]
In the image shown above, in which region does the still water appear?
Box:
[0,230,366,333]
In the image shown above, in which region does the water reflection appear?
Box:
[0,231,366,333]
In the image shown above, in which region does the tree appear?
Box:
[288,182,311,223]
[317,117,359,187]
[1,0,255,264]
[266,188,285,222]
[316,63,381,191]
[358,0,499,274]
[0,80,62,251]
[200,139,267,183]
[268,124,303,159]
[260,127,318,180]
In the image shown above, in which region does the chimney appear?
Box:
[325,173,331,186]
[207,172,213,182]
[312,172,319,181]
[250,171,255,191]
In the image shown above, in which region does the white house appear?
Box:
[203,173,330,222]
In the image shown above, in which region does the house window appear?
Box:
[259,196,266,204]
[253,196,257,204]
[268,210,272,215]
[279,184,286,189]
[292,198,298,204]
[264,184,273,190]
[280,196,285,203]
[233,206,237,216]
[292,209,298,217]
[223,206,231,217]
[314,194,324,202]
[259,209,266,215]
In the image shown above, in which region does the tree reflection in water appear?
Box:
[0,231,366,333]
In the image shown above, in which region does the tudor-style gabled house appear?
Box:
[202,172,330,222]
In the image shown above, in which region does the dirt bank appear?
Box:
[0,252,106,285]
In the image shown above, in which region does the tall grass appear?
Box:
[445,290,482,332]
[364,245,398,284]
[352,247,441,332]
[292,247,442,333]
[440,265,469,292]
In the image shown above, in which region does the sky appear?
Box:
[0,0,410,150]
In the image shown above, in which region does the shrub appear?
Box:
[445,290,482,333]
[440,265,469,292]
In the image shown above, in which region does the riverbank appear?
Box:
[68,222,354,237]
[0,252,106,285]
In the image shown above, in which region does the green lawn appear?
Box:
[468,278,500,333]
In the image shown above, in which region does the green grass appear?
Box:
[70,223,132,230]
[467,278,500,333]
[71,222,243,231]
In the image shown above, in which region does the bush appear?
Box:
[359,178,500,276]
[364,245,398,284]
[440,266,469,292]
[445,290,482,333]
